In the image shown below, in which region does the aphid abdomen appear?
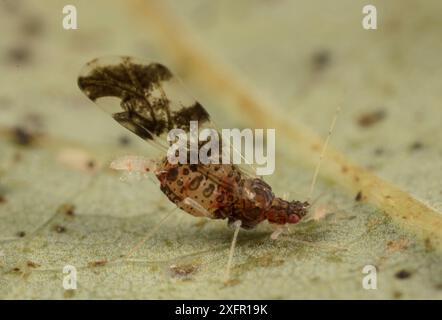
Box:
[155,159,238,220]
[155,158,286,229]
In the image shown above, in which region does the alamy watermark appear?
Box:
[63,265,77,290]
[362,265,377,290]
[167,121,276,176]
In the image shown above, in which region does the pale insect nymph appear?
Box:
[78,56,338,280]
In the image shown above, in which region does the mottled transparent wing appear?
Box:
[77,56,257,179]
[78,56,211,150]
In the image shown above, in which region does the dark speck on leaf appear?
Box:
[57,203,76,216]
[6,45,31,64]
[87,160,96,169]
[11,127,34,146]
[357,109,386,128]
[355,191,363,202]
[374,147,384,156]
[17,231,26,238]
[26,261,40,268]
[53,225,67,233]
[409,141,423,151]
[0,195,6,204]
[118,135,131,146]
[395,269,412,279]
[88,260,108,267]
[312,49,331,71]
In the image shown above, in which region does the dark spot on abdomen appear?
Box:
[189,175,204,190]
[167,167,179,181]
[203,184,215,198]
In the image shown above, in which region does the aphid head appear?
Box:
[266,198,310,225]
[286,200,310,224]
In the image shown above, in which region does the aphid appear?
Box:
[77,56,338,280]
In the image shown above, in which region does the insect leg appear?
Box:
[270,224,287,240]
[224,220,242,283]
[182,197,213,217]
[124,206,177,260]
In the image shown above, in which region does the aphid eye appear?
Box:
[288,214,300,224]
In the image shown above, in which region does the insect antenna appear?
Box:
[309,192,326,209]
[282,192,290,201]
[306,106,341,202]
[224,220,242,283]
